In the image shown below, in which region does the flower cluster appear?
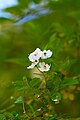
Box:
[27,48,52,72]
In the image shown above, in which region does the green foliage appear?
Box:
[51,92,61,101]
[63,79,79,85]
[3,112,15,120]
[30,78,42,88]
[0,0,80,119]
[15,96,23,104]
[0,114,6,120]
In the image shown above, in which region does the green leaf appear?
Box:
[51,92,61,101]
[63,79,79,85]
[11,111,18,118]
[0,114,6,120]
[15,96,23,104]
[55,92,61,100]
[30,78,41,88]
[60,59,76,70]
[48,116,57,120]
[46,79,54,90]
[4,112,15,120]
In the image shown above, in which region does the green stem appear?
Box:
[22,102,26,114]
[29,104,36,117]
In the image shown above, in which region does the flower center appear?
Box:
[33,60,38,64]
[34,52,38,56]
[44,52,47,56]
[35,60,37,62]
[43,65,46,69]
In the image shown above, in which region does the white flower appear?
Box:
[28,48,42,62]
[27,60,39,69]
[41,50,52,59]
[53,99,59,102]
[38,62,51,72]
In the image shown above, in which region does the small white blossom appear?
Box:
[27,60,39,69]
[53,99,59,102]
[38,62,51,72]
[28,48,42,62]
[41,50,52,59]
[27,48,52,72]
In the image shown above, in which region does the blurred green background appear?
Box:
[0,0,80,118]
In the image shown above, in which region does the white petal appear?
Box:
[28,53,35,62]
[53,99,59,102]
[27,60,39,69]
[28,48,42,61]
[45,64,51,71]
[38,67,44,72]
[27,64,35,69]
[47,50,52,58]
[35,48,41,52]
[39,62,45,67]
[38,62,51,72]
[41,50,52,59]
